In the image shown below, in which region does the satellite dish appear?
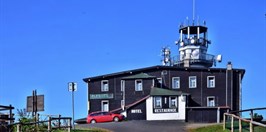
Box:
[216,55,222,62]
[191,50,199,58]
[180,42,184,47]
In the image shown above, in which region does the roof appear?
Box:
[150,87,190,96]
[83,65,245,82]
[122,73,156,80]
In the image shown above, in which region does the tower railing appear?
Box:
[172,53,215,66]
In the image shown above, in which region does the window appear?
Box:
[101,80,109,91]
[154,97,162,108]
[172,77,180,89]
[101,100,109,111]
[121,80,125,91]
[207,96,215,107]
[189,76,197,88]
[157,78,163,87]
[135,79,143,91]
[169,97,178,108]
[207,76,215,88]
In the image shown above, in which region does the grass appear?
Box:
[188,124,230,132]
[189,123,266,132]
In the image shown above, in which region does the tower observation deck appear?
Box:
[172,21,218,68]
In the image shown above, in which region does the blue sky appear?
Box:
[0,0,265,120]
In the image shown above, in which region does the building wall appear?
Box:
[85,66,244,122]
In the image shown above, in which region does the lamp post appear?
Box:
[68,82,77,130]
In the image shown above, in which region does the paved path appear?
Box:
[77,120,190,132]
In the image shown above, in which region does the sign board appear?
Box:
[26,95,44,112]
[153,108,177,113]
[90,93,114,99]
[68,82,77,91]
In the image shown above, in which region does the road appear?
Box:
[77,120,190,132]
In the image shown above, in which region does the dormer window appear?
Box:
[135,79,143,91]
[101,80,109,91]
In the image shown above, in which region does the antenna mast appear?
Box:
[192,0,195,25]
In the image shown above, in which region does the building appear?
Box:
[83,20,245,123]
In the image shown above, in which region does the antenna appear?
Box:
[192,0,195,25]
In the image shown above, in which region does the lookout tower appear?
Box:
[173,20,221,68]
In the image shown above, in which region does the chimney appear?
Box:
[227,61,232,70]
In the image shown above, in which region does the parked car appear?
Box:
[87,111,124,124]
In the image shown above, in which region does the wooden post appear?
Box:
[48,116,51,132]
[58,115,61,129]
[17,124,21,132]
[68,118,71,132]
[36,113,39,131]
[239,118,242,132]
[223,114,226,130]
[250,121,253,132]
[250,110,254,132]
[231,116,234,132]
[9,105,13,124]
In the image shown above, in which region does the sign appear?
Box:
[26,95,44,112]
[68,82,77,91]
[90,93,113,99]
[154,108,177,113]
[131,109,142,113]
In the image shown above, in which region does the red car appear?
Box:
[87,111,124,124]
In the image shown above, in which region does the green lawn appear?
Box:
[189,123,266,132]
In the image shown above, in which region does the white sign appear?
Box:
[68,82,77,91]
[131,109,142,113]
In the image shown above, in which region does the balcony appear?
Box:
[172,53,215,67]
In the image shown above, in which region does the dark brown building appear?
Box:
[83,20,245,123]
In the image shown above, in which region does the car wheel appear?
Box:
[113,117,119,122]
[90,119,96,124]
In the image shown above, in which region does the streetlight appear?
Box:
[68,82,77,130]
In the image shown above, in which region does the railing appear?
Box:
[172,54,215,66]
[223,107,266,132]
[0,105,15,132]
[13,114,72,132]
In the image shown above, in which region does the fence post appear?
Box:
[58,114,61,129]
[231,116,234,132]
[68,118,71,132]
[17,124,21,132]
[48,116,51,132]
[250,110,253,132]
[223,113,226,130]
[239,118,242,132]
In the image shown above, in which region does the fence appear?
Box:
[0,105,15,132]
[223,107,266,132]
[14,114,72,132]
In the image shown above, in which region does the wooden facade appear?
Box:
[83,65,245,122]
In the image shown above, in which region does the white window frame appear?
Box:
[135,79,143,91]
[172,77,180,89]
[189,76,197,88]
[101,80,109,91]
[121,80,125,91]
[154,96,162,108]
[207,96,215,107]
[169,96,178,108]
[101,100,109,111]
[207,76,215,88]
